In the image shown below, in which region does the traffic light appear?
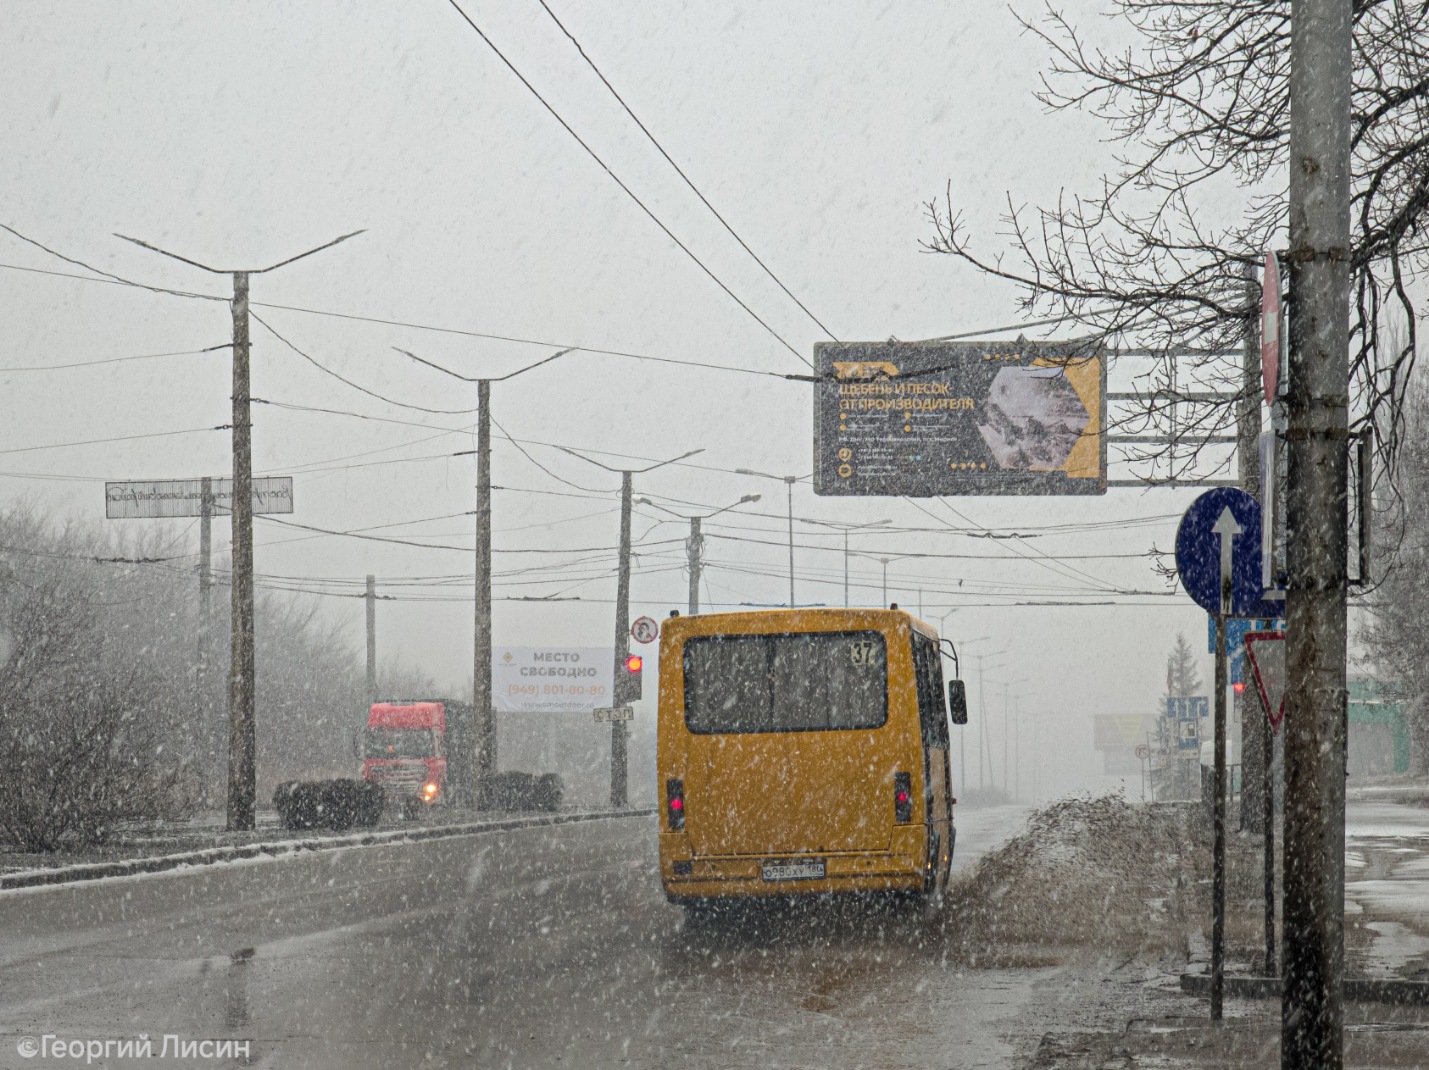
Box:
[621,654,643,701]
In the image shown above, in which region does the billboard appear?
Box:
[1093,714,1156,750]
[813,340,1105,496]
[493,646,615,713]
[105,477,294,519]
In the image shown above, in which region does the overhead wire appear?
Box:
[0,424,228,456]
[534,0,839,342]
[442,0,813,370]
[0,344,230,373]
[251,312,481,415]
[489,414,608,493]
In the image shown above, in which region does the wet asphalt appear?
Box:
[0,807,1043,1069]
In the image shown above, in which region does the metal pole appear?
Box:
[960,715,966,798]
[1241,261,1268,834]
[786,478,795,607]
[976,656,987,792]
[198,477,213,804]
[365,574,377,705]
[1265,708,1278,977]
[611,471,633,807]
[844,530,849,608]
[1013,701,1021,802]
[227,271,255,833]
[474,379,494,806]
[1002,682,1009,797]
[1033,721,1040,804]
[1213,611,1228,1022]
[687,515,702,615]
[881,559,888,607]
[1282,0,1351,1060]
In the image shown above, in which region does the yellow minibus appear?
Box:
[657,607,967,910]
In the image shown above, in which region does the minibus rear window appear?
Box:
[683,631,888,734]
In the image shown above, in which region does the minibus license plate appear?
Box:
[762,859,825,882]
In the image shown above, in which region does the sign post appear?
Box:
[1176,487,1286,1022]
[1247,629,1287,978]
[106,476,295,806]
[1261,251,1281,406]
[1211,509,1235,1023]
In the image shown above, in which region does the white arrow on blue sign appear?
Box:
[1175,488,1287,618]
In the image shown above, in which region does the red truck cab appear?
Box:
[362,702,447,814]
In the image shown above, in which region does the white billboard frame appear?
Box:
[105,477,294,519]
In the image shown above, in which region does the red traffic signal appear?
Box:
[620,653,644,700]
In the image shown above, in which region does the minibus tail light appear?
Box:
[666,778,685,831]
[894,772,913,824]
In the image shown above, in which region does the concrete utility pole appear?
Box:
[229,271,255,833]
[675,494,760,614]
[474,379,493,798]
[612,471,634,807]
[561,446,704,807]
[116,228,363,832]
[365,575,377,705]
[1282,0,1352,1061]
[197,478,214,803]
[687,516,702,615]
[395,346,575,810]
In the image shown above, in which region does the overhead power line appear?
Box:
[0,424,228,456]
[251,313,480,415]
[534,0,838,342]
[442,0,813,369]
[0,344,229,373]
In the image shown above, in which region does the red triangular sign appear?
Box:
[1245,630,1286,733]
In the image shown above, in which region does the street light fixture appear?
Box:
[804,517,891,607]
[637,494,762,613]
[115,229,364,832]
[559,445,704,807]
[734,468,807,607]
[396,345,576,808]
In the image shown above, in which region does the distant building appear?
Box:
[1348,677,1409,777]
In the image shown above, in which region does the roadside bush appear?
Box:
[480,771,564,812]
[0,564,187,851]
[273,779,382,831]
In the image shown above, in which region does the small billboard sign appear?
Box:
[493,646,615,713]
[106,477,294,519]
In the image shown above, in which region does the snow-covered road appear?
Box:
[0,806,1049,1069]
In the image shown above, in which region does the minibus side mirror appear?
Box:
[947,680,968,725]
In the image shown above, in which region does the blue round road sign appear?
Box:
[1175,488,1285,618]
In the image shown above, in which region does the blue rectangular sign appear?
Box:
[1167,696,1208,750]
[1209,615,1283,685]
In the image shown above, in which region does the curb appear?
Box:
[1180,972,1429,1006]
[1,808,656,892]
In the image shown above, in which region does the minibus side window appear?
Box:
[911,634,949,750]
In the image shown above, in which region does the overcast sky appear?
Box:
[2,1,1253,796]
